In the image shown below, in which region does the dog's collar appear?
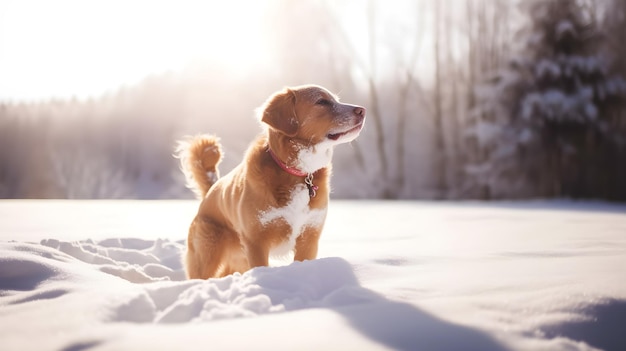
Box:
[267,147,308,177]
[267,147,318,197]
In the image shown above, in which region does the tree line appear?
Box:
[1,0,625,200]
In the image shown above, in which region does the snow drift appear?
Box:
[0,200,625,351]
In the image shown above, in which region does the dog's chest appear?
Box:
[258,184,326,255]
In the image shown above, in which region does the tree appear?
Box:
[0,108,24,197]
[465,0,626,199]
[452,0,514,198]
[431,0,448,198]
[600,0,626,199]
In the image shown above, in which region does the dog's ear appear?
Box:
[260,88,298,137]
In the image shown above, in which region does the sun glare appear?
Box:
[0,0,269,101]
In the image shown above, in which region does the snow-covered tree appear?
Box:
[465,0,626,199]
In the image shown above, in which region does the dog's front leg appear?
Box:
[294,228,321,261]
[243,239,270,268]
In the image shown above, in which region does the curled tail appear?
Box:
[176,135,223,199]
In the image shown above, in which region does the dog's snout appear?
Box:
[354,106,365,117]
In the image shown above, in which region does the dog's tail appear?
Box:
[176,135,223,199]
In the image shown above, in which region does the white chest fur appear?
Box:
[258,184,327,257]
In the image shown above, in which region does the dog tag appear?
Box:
[305,174,318,198]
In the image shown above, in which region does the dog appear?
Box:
[177,85,366,279]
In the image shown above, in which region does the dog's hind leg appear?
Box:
[185,216,230,279]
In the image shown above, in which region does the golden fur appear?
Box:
[177,85,365,279]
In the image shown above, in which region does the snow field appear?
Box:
[1,200,625,350]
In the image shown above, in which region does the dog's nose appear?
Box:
[354,106,366,117]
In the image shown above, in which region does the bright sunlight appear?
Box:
[0,0,269,100]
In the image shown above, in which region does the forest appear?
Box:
[1,0,625,200]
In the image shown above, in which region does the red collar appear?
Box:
[267,147,308,177]
[267,147,319,198]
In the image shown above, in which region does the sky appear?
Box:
[0,0,270,101]
[0,0,427,102]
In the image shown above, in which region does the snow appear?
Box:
[521,87,599,123]
[1,200,626,351]
[535,59,561,80]
[556,20,576,40]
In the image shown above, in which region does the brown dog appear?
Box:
[177,85,366,279]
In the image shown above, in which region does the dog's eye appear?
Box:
[315,98,332,106]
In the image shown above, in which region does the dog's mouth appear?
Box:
[327,123,364,141]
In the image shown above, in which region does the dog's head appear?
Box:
[259,85,366,146]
